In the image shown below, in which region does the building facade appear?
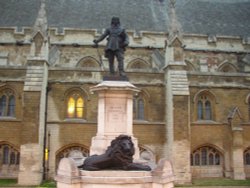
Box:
[0,0,250,185]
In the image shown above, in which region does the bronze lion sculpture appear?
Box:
[78,135,151,171]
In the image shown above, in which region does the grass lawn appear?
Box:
[1,178,250,187]
[176,178,250,187]
[38,180,56,188]
[193,178,250,186]
[0,179,17,186]
[0,179,56,187]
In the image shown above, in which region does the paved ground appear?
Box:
[1,186,250,188]
[6,183,250,188]
[177,185,250,188]
[2,185,250,188]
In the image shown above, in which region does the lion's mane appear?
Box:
[79,134,151,171]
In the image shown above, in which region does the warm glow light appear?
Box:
[45,148,49,161]
[67,97,75,117]
[76,97,84,118]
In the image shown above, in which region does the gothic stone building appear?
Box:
[0,0,250,185]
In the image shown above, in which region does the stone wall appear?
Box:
[0,20,250,185]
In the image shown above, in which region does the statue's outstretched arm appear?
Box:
[94,29,110,44]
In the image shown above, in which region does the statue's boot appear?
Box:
[118,63,126,76]
[119,70,126,77]
[109,62,115,75]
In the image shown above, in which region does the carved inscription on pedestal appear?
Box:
[105,98,126,133]
[108,105,124,122]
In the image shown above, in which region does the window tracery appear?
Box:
[191,146,221,166]
[76,56,100,70]
[0,89,16,117]
[133,95,145,120]
[56,145,89,169]
[248,97,250,121]
[244,148,250,165]
[0,144,20,166]
[66,90,85,119]
[194,90,216,122]
[127,59,151,70]
[197,95,212,120]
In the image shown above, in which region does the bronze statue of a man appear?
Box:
[93,17,129,76]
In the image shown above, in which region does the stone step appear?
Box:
[178,186,250,188]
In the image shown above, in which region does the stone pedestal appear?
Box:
[55,158,175,188]
[55,80,175,188]
[89,81,140,158]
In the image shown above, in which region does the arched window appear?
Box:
[205,101,212,120]
[201,148,207,165]
[139,146,156,165]
[133,96,145,120]
[248,97,250,121]
[3,146,9,164]
[215,153,220,165]
[0,95,7,116]
[56,145,89,169]
[197,100,203,120]
[185,60,196,71]
[127,59,151,72]
[8,95,15,116]
[0,89,16,117]
[66,91,85,119]
[209,153,214,165]
[0,144,20,166]
[244,148,250,165]
[195,92,215,121]
[10,152,15,165]
[191,146,221,166]
[16,153,20,165]
[218,63,237,73]
[194,153,200,165]
[76,56,100,70]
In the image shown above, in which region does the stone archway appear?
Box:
[56,144,89,170]
[0,142,20,178]
[191,145,224,178]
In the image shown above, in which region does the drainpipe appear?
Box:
[42,86,50,180]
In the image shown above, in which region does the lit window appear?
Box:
[191,146,221,166]
[66,92,85,119]
[67,97,75,118]
[76,97,84,118]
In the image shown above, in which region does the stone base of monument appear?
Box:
[55,158,175,188]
